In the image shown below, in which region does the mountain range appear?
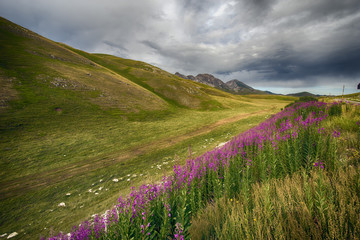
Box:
[174,73,324,97]
[175,72,267,95]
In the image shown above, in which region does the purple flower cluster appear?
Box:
[174,222,184,240]
[333,130,341,138]
[48,101,340,240]
[314,161,325,169]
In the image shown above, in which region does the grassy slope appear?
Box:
[0,17,295,239]
[190,101,360,239]
[59,47,229,111]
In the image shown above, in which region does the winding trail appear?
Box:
[0,107,275,199]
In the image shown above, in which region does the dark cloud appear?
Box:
[103,41,128,52]
[0,0,359,94]
[141,40,162,51]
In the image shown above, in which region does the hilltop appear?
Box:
[286,91,319,97]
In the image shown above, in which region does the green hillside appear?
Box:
[0,16,228,117]
[0,17,294,239]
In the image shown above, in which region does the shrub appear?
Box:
[285,95,318,109]
[328,102,342,116]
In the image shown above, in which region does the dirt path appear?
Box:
[333,98,360,104]
[0,107,274,199]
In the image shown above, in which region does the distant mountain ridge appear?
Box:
[175,72,266,95]
[286,92,318,97]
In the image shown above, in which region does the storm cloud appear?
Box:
[1,0,359,94]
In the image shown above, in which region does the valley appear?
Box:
[0,17,294,239]
[1,1,359,239]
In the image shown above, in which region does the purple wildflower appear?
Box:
[314,161,324,169]
[333,130,340,138]
[174,223,184,240]
[49,100,335,240]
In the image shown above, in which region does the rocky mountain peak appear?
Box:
[194,74,230,90]
[225,79,255,92]
[175,72,267,95]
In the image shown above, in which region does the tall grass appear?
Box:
[190,165,360,239]
[48,101,360,239]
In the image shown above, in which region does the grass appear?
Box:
[0,97,282,182]
[0,17,295,239]
[190,165,360,239]
[0,108,285,239]
[189,102,360,240]
[4,16,357,239]
[44,100,360,239]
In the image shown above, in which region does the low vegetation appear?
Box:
[2,16,359,239]
[284,95,318,109]
[48,101,360,239]
[0,17,293,239]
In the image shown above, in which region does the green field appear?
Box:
[0,17,295,239]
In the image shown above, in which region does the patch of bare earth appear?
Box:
[0,71,18,113]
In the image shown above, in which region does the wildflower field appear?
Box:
[49,100,360,239]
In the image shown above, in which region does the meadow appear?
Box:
[0,17,295,239]
[47,99,360,239]
[1,95,290,239]
[2,17,359,240]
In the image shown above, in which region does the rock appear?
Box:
[7,232,18,239]
[217,142,228,148]
[174,72,188,79]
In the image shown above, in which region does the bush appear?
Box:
[285,96,318,109]
[328,102,342,116]
[299,96,318,102]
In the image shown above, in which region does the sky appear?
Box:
[1,0,360,95]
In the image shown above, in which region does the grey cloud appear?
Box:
[103,41,128,52]
[0,0,359,94]
[141,40,162,51]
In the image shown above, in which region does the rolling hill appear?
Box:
[0,16,238,121]
[286,91,318,97]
